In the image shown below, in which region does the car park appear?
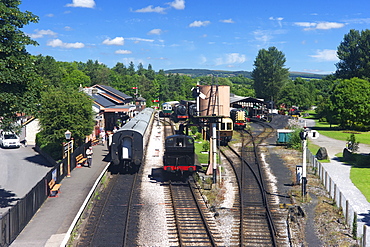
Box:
[0,132,21,148]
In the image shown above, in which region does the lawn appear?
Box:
[350,168,370,201]
[194,139,209,164]
[304,113,370,202]
[302,111,370,145]
[194,137,221,165]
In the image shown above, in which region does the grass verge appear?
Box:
[304,113,370,202]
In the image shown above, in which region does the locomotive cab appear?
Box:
[163,134,195,173]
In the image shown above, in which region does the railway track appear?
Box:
[165,179,220,246]
[220,120,288,246]
[73,172,141,246]
[162,117,175,137]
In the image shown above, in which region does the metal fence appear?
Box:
[306,148,368,246]
[0,142,90,247]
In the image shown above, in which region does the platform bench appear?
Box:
[48,179,61,197]
[76,153,87,166]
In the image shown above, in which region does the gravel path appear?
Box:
[137,121,170,246]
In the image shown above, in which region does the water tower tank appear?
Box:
[198,85,230,117]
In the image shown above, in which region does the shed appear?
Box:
[277,129,294,144]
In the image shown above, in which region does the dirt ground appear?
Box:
[275,147,359,247]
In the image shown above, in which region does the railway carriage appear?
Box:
[111,107,155,170]
[218,117,233,146]
[163,134,196,173]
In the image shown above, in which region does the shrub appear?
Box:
[190,126,198,135]
[287,128,303,150]
[202,142,210,152]
[346,133,359,153]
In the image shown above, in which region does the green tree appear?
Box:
[336,29,370,79]
[146,64,156,80]
[251,47,289,104]
[37,87,94,159]
[0,0,40,131]
[112,62,127,75]
[61,69,91,88]
[278,78,315,110]
[127,61,135,76]
[330,77,370,129]
[137,63,145,76]
[315,98,339,127]
[34,55,65,87]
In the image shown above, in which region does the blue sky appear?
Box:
[20,0,370,74]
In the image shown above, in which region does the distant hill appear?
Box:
[164,69,328,80]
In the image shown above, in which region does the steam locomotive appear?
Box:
[163,134,196,174]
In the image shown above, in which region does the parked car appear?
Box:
[0,132,21,148]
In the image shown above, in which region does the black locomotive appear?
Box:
[163,134,196,173]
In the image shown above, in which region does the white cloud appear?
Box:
[200,55,207,64]
[66,0,95,8]
[253,30,273,44]
[47,39,85,48]
[102,37,124,46]
[220,19,234,23]
[46,13,54,17]
[315,22,345,30]
[148,29,163,35]
[168,0,185,10]
[126,37,154,42]
[309,49,338,61]
[294,22,316,27]
[344,18,370,24]
[122,58,145,66]
[133,5,166,14]
[64,26,73,31]
[115,50,132,55]
[215,53,246,66]
[28,29,57,39]
[269,17,284,27]
[147,57,167,60]
[295,21,345,31]
[189,20,210,27]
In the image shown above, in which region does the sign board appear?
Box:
[309,130,319,139]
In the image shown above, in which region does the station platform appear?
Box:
[11,143,109,247]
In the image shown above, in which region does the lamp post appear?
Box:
[65,130,73,177]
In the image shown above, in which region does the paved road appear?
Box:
[0,145,52,215]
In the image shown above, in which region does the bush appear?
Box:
[195,132,202,140]
[346,133,359,153]
[190,126,198,135]
[354,154,370,167]
[202,142,210,152]
[287,128,303,150]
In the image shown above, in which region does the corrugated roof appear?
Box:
[99,92,124,104]
[94,85,133,101]
[91,94,116,108]
[230,94,266,104]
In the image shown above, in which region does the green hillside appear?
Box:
[164,69,328,80]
